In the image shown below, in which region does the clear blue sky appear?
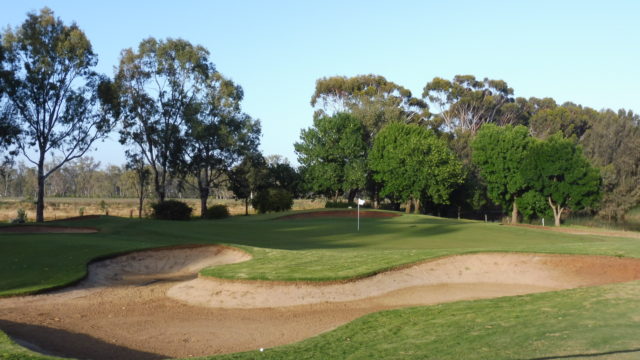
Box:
[2,0,639,167]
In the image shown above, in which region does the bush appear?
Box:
[252,188,293,213]
[151,200,192,221]
[203,204,230,219]
[10,209,27,224]
[325,201,356,208]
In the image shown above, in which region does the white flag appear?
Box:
[358,199,365,206]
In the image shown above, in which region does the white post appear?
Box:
[357,201,360,231]
[542,218,545,227]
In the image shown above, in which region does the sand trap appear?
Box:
[2,248,640,360]
[0,225,98,233]
[168,253,640,308]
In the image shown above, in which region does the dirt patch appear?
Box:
[508,223,640,239]
[278,210,400,220]
[0,225,98,233]
[2,249,640,360]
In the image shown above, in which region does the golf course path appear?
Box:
[2,248,640,360]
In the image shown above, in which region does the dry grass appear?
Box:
[0,197,325,222]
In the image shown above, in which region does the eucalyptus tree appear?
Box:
[311,74,429,140]
[369,122,463,213]
[0,8,118,222]
[471,124,533,224]
[116,37,211,202]
[182,73,261,217]
[422,75,514,134]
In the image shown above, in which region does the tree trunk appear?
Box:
[333,190,339,203]
[347,189,357,203]
[405,199,412,214]
[199,179,209,218]
[511,199,519,224]
[244,198,249,216]
[414,198,420,214]
[36,156,46,223]
[153,168,165,202]
[547,197,563,226]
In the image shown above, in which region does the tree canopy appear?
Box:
[0,8,117,221]
[369,122,463,213]
[295,112,367,201]
[472,124,532,223]
[521,134,601,226]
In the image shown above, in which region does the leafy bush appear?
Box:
[325,201,356,208]
[151,200,192,221]
[203,204,230,219]
[11,209,27,224]
[252,188,293,213]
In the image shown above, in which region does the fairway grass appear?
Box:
[1,212,640,359]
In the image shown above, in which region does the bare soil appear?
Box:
[0,225,98,233]
[2,246,640,360]
[277,210,400,220]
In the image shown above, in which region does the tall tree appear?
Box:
[369,122,463,213]
[264,155,302,198]
[117,37,211,202]
[295,113,367,201]
[228,153,267,215]
[529,103,596,140]
[580,109,640,220]
[0,8,117,221]
[311,74,429,140]
[423,75,514,134]
[182,72,261,217]
[521,133,601,226]
[472,124,533,224]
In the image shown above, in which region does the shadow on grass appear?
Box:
[0,319,165,360]
[524,348,640,359]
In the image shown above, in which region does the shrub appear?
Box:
[325,201,356,208]
[203,204,230,219]
[252,188,293,213]
[11,209,27,224]
[151,200,192,221]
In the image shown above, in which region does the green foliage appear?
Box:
[522,134,601,225]
[203,204,230,219]
[116,37,212,202]
[422,75,514,133]
[580,109,640,220]
[369,122,463,205]
[529,103,596,140]
[311,75,428,137]
[295,113,367,198]
[472,124,532,212]
[78,207,85,217]
[265,156,303,197]
[251,188,293,213]
[1,8,118,222]
[150,200,192,221]
[324,201,356,208]
[517,190,552,221]
[10,208,26,224]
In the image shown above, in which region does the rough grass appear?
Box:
[0,197,324,221]
[2,212,640,359]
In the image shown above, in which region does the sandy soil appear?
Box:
[0,225,98,233]
[277,210,400,220]
[2,247,640,360]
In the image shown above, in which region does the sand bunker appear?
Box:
[278,210,400,220]
[0,225,98,233]
[2,248,640,360]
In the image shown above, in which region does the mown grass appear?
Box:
[2,211,640,359]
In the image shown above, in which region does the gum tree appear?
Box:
[0,8,118,222]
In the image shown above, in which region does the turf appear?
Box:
[1,211,640,359]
